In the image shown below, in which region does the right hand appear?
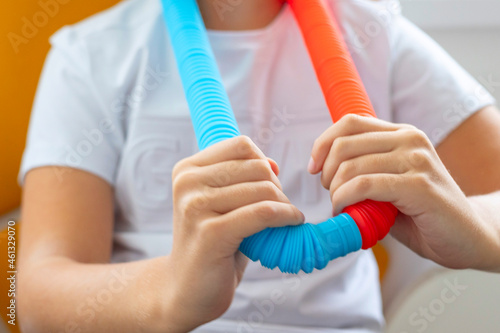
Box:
[166,136,304,331]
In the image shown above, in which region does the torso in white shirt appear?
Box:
[20,0,495,331]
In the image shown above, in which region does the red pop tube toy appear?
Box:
[162,0,397,274]
[288,0,398,249]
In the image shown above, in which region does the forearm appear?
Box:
[18,255,183,333]
[467,190,500,272]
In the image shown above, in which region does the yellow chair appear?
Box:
[0,1,120,331]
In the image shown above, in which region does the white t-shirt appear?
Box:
[19,0,495,332]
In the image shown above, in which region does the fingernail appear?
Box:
[307,157,316,173]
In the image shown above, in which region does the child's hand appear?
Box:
[308,114,496,270]
[167,136,304,331]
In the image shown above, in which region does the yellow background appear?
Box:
[0,3,390,331]
[0,2,119,331]
[0,0,120,215]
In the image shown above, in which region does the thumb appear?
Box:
[389,213,423,255]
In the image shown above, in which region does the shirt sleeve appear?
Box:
[389,15,496,146]
[18,27,124,186]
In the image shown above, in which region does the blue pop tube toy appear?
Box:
[160,0,379,274]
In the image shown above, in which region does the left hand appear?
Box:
[307,114,489,269]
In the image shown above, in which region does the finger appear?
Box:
[267,158,280,176]
[214,201,305,241]
[331,173,405,215]
[309,115,409,174]
[327,152,409,196]
[191,136,266,167]
[200,159,282,190]
[208,181,290,214]
[234,251,249,281]
[389,213,422,254]
[320,132,404,188]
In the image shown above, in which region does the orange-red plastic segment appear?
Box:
[287,0,376,122]
[288,0,398,249]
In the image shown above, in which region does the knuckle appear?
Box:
[354,176,372,193]
[320,171,331,189]
[386,174,399,194]
[172,174,185,194]
[406,128,431,148]
[331,137,347,157]
[260,180,280,198]
[179,192,209,218]
[313,138,330,161]
[172,158,190,180]
[254,159,275,179]
[234,135,258,157]
[179,198,193,217]
[211,168,232,187]
[330,188,339,204]
[313,137,321,148]
[172,169,197,193]
[198,218,224,240]
[408,149,431,168]
[396,154,410,173]
[236,135,254,147]
[224,159,242,177]
[313,133,328,149]
[256,201,279,220]
[312,138,322,155]
[399,123,417,131]
[329,187,336,204]
[342,113,361,127]
[337,160,353,183]
[412,173,432,190]
[254,158,270,170]
[176,198,193,220]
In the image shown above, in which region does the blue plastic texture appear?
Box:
[161,0,240,149]
[240,214,362,273]
[161,0,363,273]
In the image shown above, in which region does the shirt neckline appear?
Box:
[207,3,291,48]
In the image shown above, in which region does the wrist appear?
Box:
[139,256,196,333]
[150,256,206,332]
[467,197,500,272]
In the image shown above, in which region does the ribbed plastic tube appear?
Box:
[161,0,240,148]
[161,0,395,274]
[288,0,398,250]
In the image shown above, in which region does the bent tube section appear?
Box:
[161,0,395,273]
